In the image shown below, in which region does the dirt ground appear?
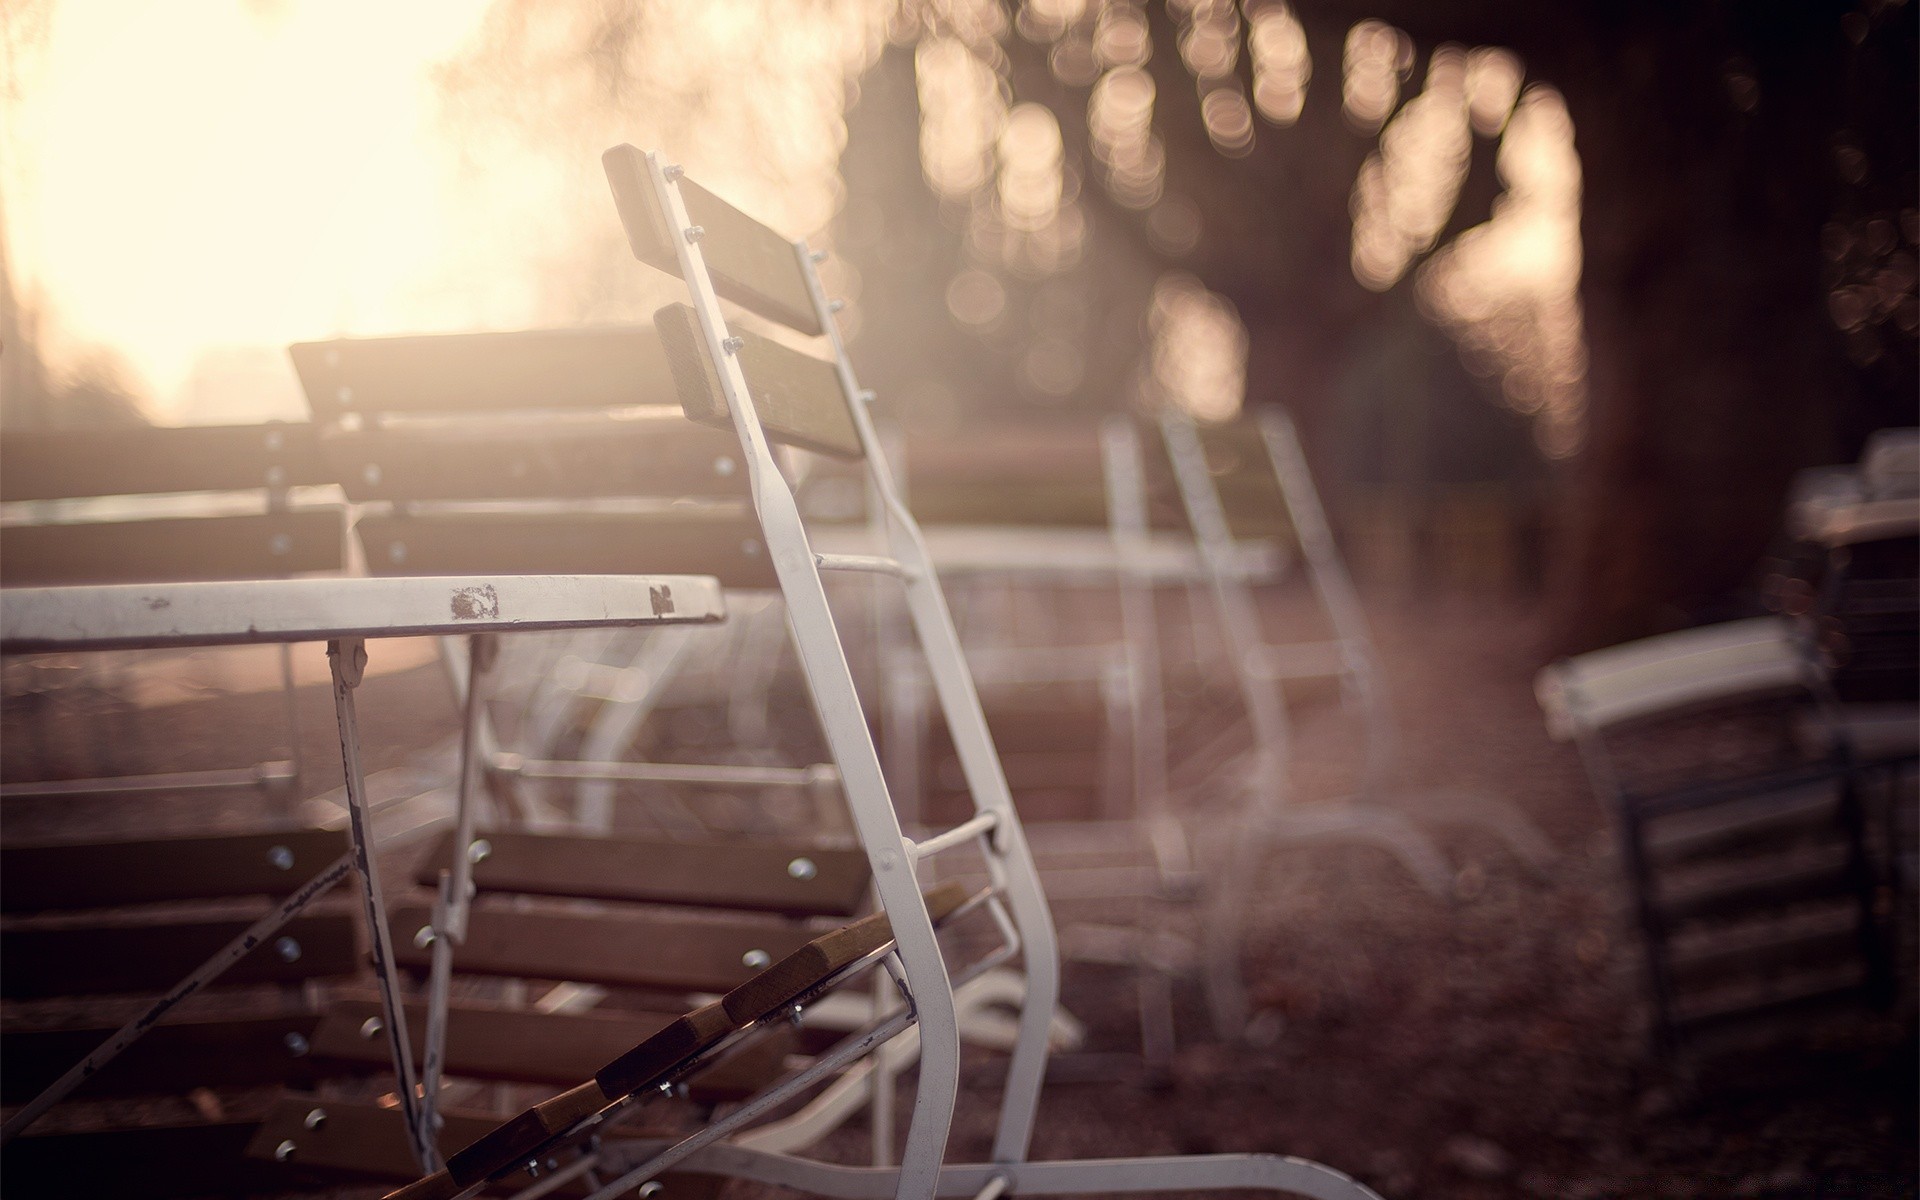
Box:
[3,589,1914,1199]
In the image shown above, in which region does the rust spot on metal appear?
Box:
[650,585,675,616]
[450,585,500,621]
[144,596,171,611]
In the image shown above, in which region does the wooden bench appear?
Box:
[0,827,362,1196]
[0,421,343,801]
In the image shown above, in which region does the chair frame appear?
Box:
[587,145,1381,1200]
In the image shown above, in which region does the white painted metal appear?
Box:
[0,574,726,652]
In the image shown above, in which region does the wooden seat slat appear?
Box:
[0,1014,328,1102]
[310,997,792,1099]
[388,904,813,995]
[0,508,346,587]
[604,144,822,336]
[0,423,330,503]
[2,828,349,912]
[5,1121,280,1199]
[419,830,870,918]
[354,508,777,589]
[290,326,676,422]
[1,913,359,999]
[247,1096,728,1195]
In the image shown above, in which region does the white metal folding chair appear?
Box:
[565,145,1384,1200]
[1152,403,1556,1032]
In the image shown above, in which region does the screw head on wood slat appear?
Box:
[283,1031,310,1057]
[360,1017,383,1039]
[267,844,295,871]
[742,949,772,970]
[787,857,817,880]
[274,1140,297,1162]
[304,1108,328,1130]
[685,225,705,244]
[274,936,302,962]
[414,925,437,949]
[468,838,493,864]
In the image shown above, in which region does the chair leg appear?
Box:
[329,636,437,1172]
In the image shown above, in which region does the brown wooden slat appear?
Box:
[2,828,349,912]
[1,913,359,999]
[0,508,346,586]
[249,1096,725,1197]
[5,1121,283,1199]
[449,1002,732,1190]
[1655,846,1857,924]
[0,423,329,502]
[311,997,792,1099]
[417,830,869,918]
[721,879,972,1026]
[656,302,860,459]
[388,904,812,995]
[354,508,777,589]
[290,327,675,421]
[603,144,823,336]
[1,1013,329,1103]
[321,413,749,503]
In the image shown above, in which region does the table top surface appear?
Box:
[0,574,726,653]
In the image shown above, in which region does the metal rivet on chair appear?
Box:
[742,948,771,970]
[266,844,295,871]
[283,1031,310,1057]
[363,463,382,486]
[360,1017,383,1039]
[714,455,736,477]
[304,1107,328,1130]
[524,1158,542,1179]
[274,936,302,963]
[741,539,760,557]
[639,1182,666,1197]
[274,1139,297,1162]
[787,857,817,881]
[684,225,705,244]
[389,541,408,564]
[468,838,492,865]
[265,465,286,487]
[269,533,292,556]
[414,925,437,949]
[829,299,846,313]
[722,336,743,354]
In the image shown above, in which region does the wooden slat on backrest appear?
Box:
[0,508,346,587]
[1,1015,330,1103]
[1,914,359,998]
[603,144,823,336]
[320,412,749,503]
[290,327,674,423]
[388,903,813,996]
[901,422,1114,529]
[1143,416,1295,541]
[655,303,860,459]
[0,423,329,502]
[2,829,349,912]
[415,830,869,918]
[353,509,777,589]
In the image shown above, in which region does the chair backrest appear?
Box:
[0,423,343,587]
[288,328,777,588]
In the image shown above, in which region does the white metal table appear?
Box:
[0,573,725,1161]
